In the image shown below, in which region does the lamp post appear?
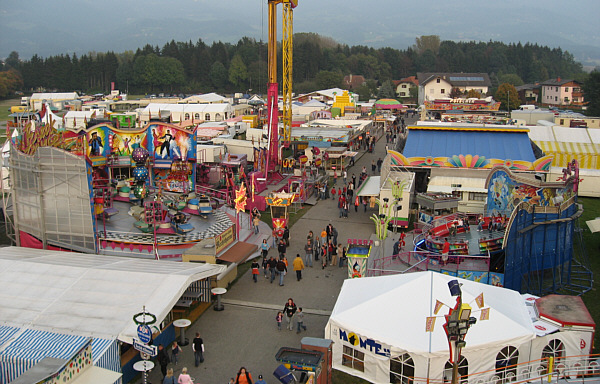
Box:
[444,280,477,384]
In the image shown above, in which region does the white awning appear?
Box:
[70,366,122,384]
[586,218,600,233]
[357,176,381,196]
[0,247,226,344]
[428,176,487,193]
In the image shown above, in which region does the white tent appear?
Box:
[325,271,536,383]
[0,246,226,344]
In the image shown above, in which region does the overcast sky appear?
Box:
[1,0,599,62]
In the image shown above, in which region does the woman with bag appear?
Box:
[251,259,260,283]
[163,368,176,384]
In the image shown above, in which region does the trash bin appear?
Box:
[273,364,296,384]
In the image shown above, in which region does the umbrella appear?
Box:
[375,98,405,109]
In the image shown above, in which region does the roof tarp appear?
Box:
[552,126,592,143]
[527,125,555,142]
[0,246,226,344]
[325,271,536,383]
[403,129,536,162]
[428,176,487,193]
[357,176,381,196]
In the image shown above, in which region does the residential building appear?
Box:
[540,78,584,106]
[343,74,366,90]
[515,83,540,103]
[393,76,419,98]
[416,73,492,105]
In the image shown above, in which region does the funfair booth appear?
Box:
[324,271,599,384]
[325,271,537,383]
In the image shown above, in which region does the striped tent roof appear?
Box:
[0,328,116,383]
[535,141,600,169]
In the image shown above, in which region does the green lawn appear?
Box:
[0,98,20,122]
[577,197,600,353]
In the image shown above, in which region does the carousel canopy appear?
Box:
[375,98,406,110]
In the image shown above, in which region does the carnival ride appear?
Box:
[398,164,590,296]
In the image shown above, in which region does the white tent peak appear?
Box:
[329,271,536,357]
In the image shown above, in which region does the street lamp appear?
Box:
[444,280,477,384]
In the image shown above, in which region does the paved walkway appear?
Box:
[139,119,414,384]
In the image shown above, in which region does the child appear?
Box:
[171,341,181,365]
[276,311,283,331]
[251,259,260,283]
[331,186,336,200]
[296,307,307,333]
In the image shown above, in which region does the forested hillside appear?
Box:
[0,34,587,100]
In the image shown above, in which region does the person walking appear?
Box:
[321,244,328,269]
[282,226,290,246]
[235,367,253,384]
[260,239,269,259]
[255,374,267,384]
[334,244,343,267]
[277,238,287,259]
[293,253,305,281]
[392,238,400,259]
[343,169,347,185]
[251,259,260,283]
[304,239,313,267]
[320,228,327,249]
[192,332,204,367]
[157,344,170,380]
[268,256,277,283]
[177,367,193,384]
[283,298,297,331]
[354,195,360,212]
[296,307,307,334]
[352,173,356,189]
[163,367,176,384]
[253,215,260,234]
[171,341,181,365]
[276,257,287,286]
[276,311,283,331]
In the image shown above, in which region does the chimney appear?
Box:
[557,77,561,82]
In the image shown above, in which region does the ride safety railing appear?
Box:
[389,354,599,384]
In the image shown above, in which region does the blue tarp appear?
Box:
[403,130,536,162]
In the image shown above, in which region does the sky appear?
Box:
[1,0,599,64]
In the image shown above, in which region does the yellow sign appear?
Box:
[215,226,234,254]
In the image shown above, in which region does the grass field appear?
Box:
[0,98,20,122]
[577,197,600,353]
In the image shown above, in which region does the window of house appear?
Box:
[560,119,564,125]
[564,97,569,103]
[402,84,407,88]
[195,113,200,120]
[573,87,580,92]
[390,353,415,384]
[496,346,519,382]
[205,113,210,121]
[437,78,441,83]
[564,87,569,92]
[441,89,446,94]
[468,192,486,202]
[215,113,222,121]
[555,96,558,102]
[573,97,578,102]
[184,113,190,120]
[342,346,365,372]
[556,87,559,92]
[400,92,406,97]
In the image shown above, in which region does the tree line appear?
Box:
[0,34,589,101]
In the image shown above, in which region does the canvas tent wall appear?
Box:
[325,271,536,383]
